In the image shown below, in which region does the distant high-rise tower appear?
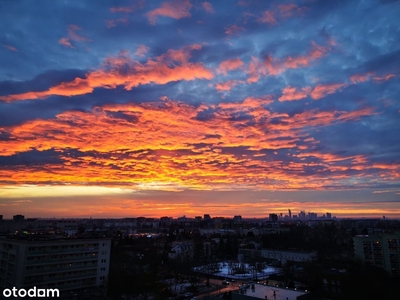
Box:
[13,215,24,222]
[204,214,211,221]
[326,212,332,219]
[233,215,242,223]
[288,209,292,219]
[269,214,278,222]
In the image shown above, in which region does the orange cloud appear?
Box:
[349,72,396,84]
[256,4,307,25]
[2,44,18,52]
[310,83,347,100]
[147,0,192,24]
[277,4,308,18]
[279,86,311,102]
[0,103,382,194]
[373,74,396,82]
[350,72,374,84]
[110,1,145,13]
[105,18,129,28]
[0,98,296,188]
[202,2,215,13]
[247,41,331,83]
[225,25,245,36]
[268,107,375,131]
[159,44,202,64]
[58,38,74,48]
[58,24,91,48]
[67,24,91,42]
[335,107,376,122]
[215,80,242,92]
[246,55,284,83]
[277,4,299,17]
[257,11,277,24]
[284,42,327,69]
[217,58,244,75]
[135,44,149,57]
[0,45,213,102]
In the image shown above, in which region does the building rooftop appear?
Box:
[0,235,111,243]
[236,283,308,300]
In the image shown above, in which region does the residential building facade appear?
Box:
[353,232,400,276]
[0,237,111,296]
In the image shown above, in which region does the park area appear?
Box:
[193,261,280,280]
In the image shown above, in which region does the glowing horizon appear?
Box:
[1,186,399,219]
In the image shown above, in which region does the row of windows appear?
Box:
[25,261,98,271]
[25,269,97,281]
[46,277,96,288]
[28,243,99,251]
[26,252,98,262]
[0,244,15,250]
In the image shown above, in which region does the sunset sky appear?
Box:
[0,0,399,219]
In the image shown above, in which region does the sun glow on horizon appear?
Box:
[1,186,399,219]
[0,184,133,198]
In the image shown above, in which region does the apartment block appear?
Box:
[238,248,317,264]
[0,237,111,296]
[353,232,400,276]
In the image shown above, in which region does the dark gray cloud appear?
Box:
[0,149,63,166]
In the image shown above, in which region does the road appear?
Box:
[196,279,243,299]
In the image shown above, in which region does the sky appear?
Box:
[0,0,399,219]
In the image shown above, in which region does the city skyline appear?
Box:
[0,209,337,220]
[0,0,399,219]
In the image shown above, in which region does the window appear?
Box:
[101,259,106,263]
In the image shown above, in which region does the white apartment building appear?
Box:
[168,241,194,260]
[238,248,317,265]
[261,249,317,264]
[0,237,111,296]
